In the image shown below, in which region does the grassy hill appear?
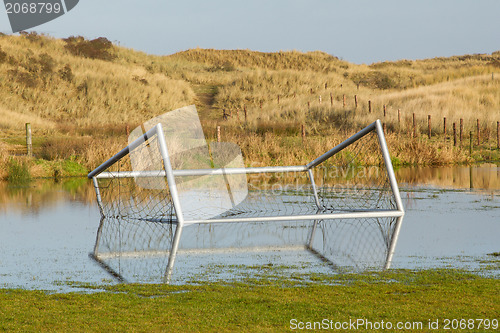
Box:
[1,32,499,179]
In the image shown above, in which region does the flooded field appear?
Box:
[0,164,499,292]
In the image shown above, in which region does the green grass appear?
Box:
[0,269,498,332]
[6,158,31,185]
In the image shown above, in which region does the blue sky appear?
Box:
[1,0,499,64]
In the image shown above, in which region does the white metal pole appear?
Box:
[154,123,185,283]
[374,120,405,213]
[384,215,404,270]
[92,177,104,216]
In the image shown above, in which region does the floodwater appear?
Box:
[0,164,499,292]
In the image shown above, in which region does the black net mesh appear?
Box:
[90,122,401,283]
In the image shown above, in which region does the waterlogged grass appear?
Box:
[0,269,498,332]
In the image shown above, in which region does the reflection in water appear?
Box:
[0,163,498,215]
[395,163,500,190]
[0,178,95,214]
[90,215,403,283]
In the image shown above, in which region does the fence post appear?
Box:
[413,113,416,138]
[330,93,333,106]
[244,106,247,123]
[343,94,346,108]
[319,95,322,104]
[497,121,500,149]
[301,124,306,142]
[477,119,480,146]
[469,131,473,156]
[126,124,130,137]
[443,117,447,141]
[427,115,431,139]
[460,118,463,144]
[354,95,358,108]
[277,95,280,104]
[217,126,221,143]
[398,109,401,125]
[26,123,32,157]
[368,100,372,113]
[453,122,457,146]
[383,104,386,117]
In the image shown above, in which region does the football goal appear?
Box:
[88,105,404,283]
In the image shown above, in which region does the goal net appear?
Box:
[88,105,404,283]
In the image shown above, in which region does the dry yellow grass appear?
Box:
[0,33,499,179]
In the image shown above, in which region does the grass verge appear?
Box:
[0,269,498,332]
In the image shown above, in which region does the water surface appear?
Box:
[0,164,499,291]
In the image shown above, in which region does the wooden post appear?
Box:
[217,126,221,143]
[319,95,322,104]
[477,119,480,146]
[412,113,416,138]
[330,93,333,106]
[301,124,305,142]
[427,115,431,139]
[26,123,32,157]
[368,100,372,113]
[354,95,358,108]
[310,88,313,95]
[398,109,401,125]
[126,124,130,137]
[324,82,328,90]
[497,121,500,149]
[453,122,457,146]
[460,118,463,144]
[307,101,310,109]
[342,94,346,108]
[469,131,473,156]
[383,104,386,117]
[277,95,280,104]
[244,106,247,123]
[260,100,263,109]
[443,117,447,140]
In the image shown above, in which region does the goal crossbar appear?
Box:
[88,118,405,283]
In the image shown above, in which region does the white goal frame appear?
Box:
[88,119,404,282]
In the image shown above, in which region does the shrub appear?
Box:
[8,69,38,87]
[20,31,43,43]
[58,64,74,82]
[63,36,116,61]
[36,53,55,74]
[7,159,31,185]
[0,46,7,64]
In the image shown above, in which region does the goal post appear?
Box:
[88,105,404,283]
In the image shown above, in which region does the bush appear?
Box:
[20,31,43,43]
[58,64,74,82]
[0,46,7,64]
[63,36,116,61]
[8,69,38,87]
[7,159,31,185]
